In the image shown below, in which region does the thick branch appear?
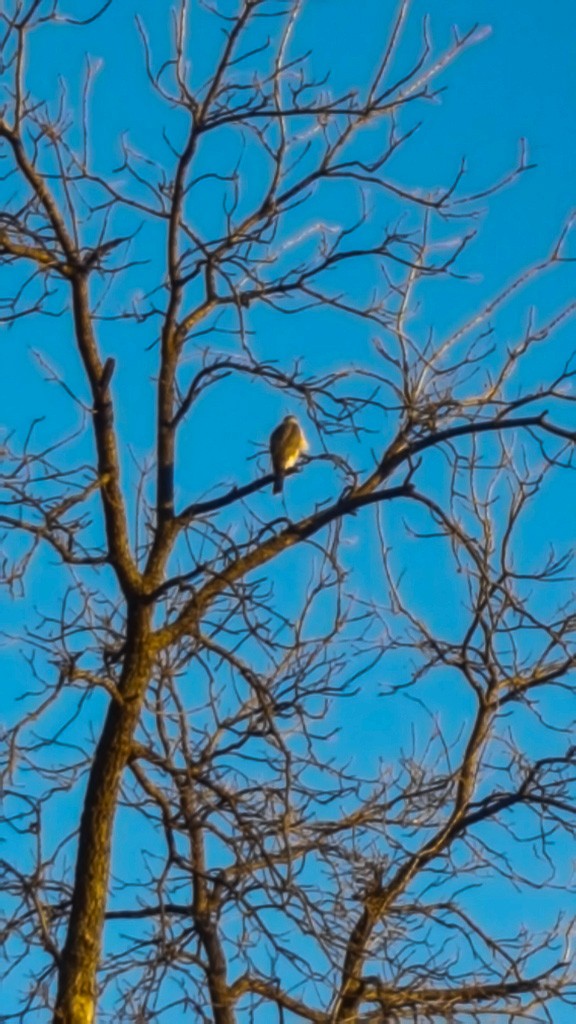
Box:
[363,971,562,1012]
[159,483,413,647]
[0,121,139,595]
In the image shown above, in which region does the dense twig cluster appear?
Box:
[1,2,575,1023]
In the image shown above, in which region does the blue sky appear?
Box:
[4,0,576,475]
[1,1,575,1021]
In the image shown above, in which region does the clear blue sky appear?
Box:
[1,1,575,1021]
[4,0,576,484]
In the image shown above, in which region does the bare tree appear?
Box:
[1,2,575,1023]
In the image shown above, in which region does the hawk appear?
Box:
[269,414,308,494]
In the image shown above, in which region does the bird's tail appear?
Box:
[273,474,283,495]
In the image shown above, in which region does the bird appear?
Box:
[269,414,308,494]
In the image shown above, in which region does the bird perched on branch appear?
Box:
[269,414,308,494]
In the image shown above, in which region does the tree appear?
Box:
[1,1,575,1022]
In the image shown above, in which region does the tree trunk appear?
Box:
[53,608,155,1024]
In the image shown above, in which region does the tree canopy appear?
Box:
[1,2,575,1023]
